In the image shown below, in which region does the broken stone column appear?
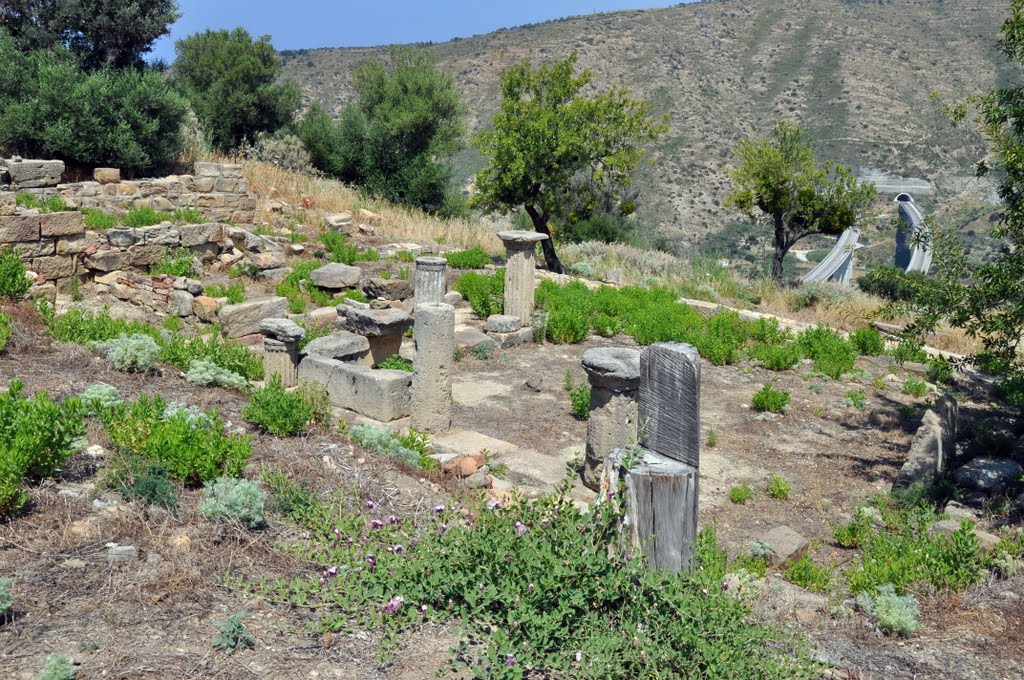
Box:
[602,342,701,574]
[338,306,413,366]
[581,347,641,491]
[411,302,455,433]
[497,231,548,325]
[414,256,448,306]
[259,318,305,387]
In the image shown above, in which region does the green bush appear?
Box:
[849,327,885,356]
[858,266,931,303]
[123,207,172,228]
[0,311,12,353]
[378,355,413,372]
[242,375,314,436]
[903,377,928,398]
[149,248,195,277]
[102,333,161,372]
[276,260,341,313]
[104,456,179,511]
[348,423,434,469]
[926,357,954,384]
[81,208,119,230]
[784,554,834,593]
[729,484,752,504]
[796,326,856,379]
[0,249,30,300]
[766,473,791,500]
[14,193,68,213]
[0,577,11,613]
[320,231,380,265]
[843,389,867,410]
[890,340,928,365]
[452,270,504,318]
[35,653,75,680]
[444,247,492,269]
[749,342,801,371]
[0,380,86,517]
[185,358,249,390]
[204,282,247,304]
[752,384,790,413]
[102,395,251,485]
[212,611,255,654]
[247,483,819,678]
[80,383,123,414]
[569,384,590,420]
[750,317,793,345]
[200,477,267,528]
[855,584,922,636]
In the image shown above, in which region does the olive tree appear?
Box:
[727,120,876,282]
[472,53,667,273]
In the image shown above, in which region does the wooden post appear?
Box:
[601,342,700,574]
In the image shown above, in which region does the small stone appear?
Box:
[444,456,480,478]
[954,457,1024,494]
[443,291,464,306]
[484,314,522,333]
[464,471,491,489]
[63,558,87,569]
[93,167,120,184]
[85,444,107,458]
[525,377,544,392]
[106,543,138,564]
[759,526,809,567]
[325,212,353,232]
[259,317,306,342]
[943,500,978,522]
[310,262,362,289]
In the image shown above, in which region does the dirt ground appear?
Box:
[1,300,1023,679]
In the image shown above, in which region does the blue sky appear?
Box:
[151,1,688,62]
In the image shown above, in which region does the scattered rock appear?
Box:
[455,328,495,352]
[759,526,809,567]
[943,500,979,522]
[63,558,87,569]
[364,277,413,301]
[443,455,481,478]
[465,469,491,489]
[953,457,1024,495]
[310,262,362,289]
[325,212,353,232]
[106,543,138,564]
[259,317,306,342]
[929,518,1002,554]
[525,377,544,392]
[484,314,522,333]
[443,291,464,306]
[303,331,370,362]
[219,296,289,338]
[192,295,219,322]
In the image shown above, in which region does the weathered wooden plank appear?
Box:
[638,342,700,467]
[603,447,699,574]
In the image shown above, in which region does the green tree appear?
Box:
[472,53,667,273]
[0,0,179,69]
[908,1,1024,376]
[173,28,300,152]
[296,46,464,216]
[727,120,876,282]
[0,32,187,174]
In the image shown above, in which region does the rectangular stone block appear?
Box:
[213,177,238,192]
[0,214,40,242]
[57,233,100,255]
[298,354,411,422]
[139,225,180,246]
[39,211,85,237]
[638,342,701,468]
[32,255,75,280]
[115,181,139,196]
[197,194,226,208]
[84,248,128,272]
[128,244,165,266]
[178,222,222,247]
[11,239,55,258]
[5,159,64,188]
[193,162,223,178]
[0,192,15,216]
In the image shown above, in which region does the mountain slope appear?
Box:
[280,0,1013,253]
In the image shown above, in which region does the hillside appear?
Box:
[280,0,1014,259]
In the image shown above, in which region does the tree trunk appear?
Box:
[524,205,564,274]
[771,216,788,283]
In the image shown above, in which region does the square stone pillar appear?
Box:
[411,302,455,433]
[414,256,448,306]
[496,231,548,326]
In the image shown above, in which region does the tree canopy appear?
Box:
[296,46,465,216]
[727,120,876,282]
[472,53,667,273]
[173,28,300,152]
[0,0,179,69]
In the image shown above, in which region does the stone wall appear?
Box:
[1,159,257,225]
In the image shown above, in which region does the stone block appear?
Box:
[304,331,371,364]
[107,227,139,247]
[0,192,15,216]
[116,181,138,196]
[954,457,1024,495]
[488,328,533,349]
[249,252,286,270]
[197,194,225,208]
[57,232,103,255]
[213,177,238,192]
[140,225,182,247]
[39,210,85,237]
[128,244,165,266]
[178,223,222,247]
[307,306,338,327]
[0,214,40,242]
[219,296,289,338]
[759,526,809,567]
[10,239,55,258]
[5,158,64,188]
[259,317,306,342]
[310,262,362,289]
[297,354,411,421]
[325,212,353,232]
[339,306,413,337]
[364,277,414,301]
[84,248,128,272]
[455,328,495,352]
[32,255,75,280]
[639,343,700,467]
[484,314,522,333]
[168,289,194,317]
[94,167,120,184]
[192,295,219,322]
[27,282,56,304]
[192,176,216,192]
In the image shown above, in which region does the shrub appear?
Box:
[750,317,792,345]
[749,342,801,371]
[186,358,248,390]
[0,249,30,300]
[784,554,834,593]
[80,383,123,414]
[729,484,752,504]
[831,508,875,549]
[858,266,931,303]
[903,377,928,398]
[0,311,12,353]
[149,248,196,277]
[295,382,332,427]
[81,208,119,229]
[204,282,247,304]
[849,327,885,356]
[797,326,856,379]
[0,577,12,613]
[856,584,922,636]
[926,357,954,384]
[200,477,267,528]
[105,456,179,511]
[569,384,590,420]
[35,654,75,680]
[276,260,338,313]
[102,333,161,372]
[452,270,504,318]
[591,312,621,337]
[444,247,491,269]
[244,131,315,174]
[378,355,413,372]
[843,389,867,410]
[213,612,255,654]
[242,375,314,436]
[890,340,928,364]
[706,428,718,448]
[349,423,433,469]
[156,332,264,381]
[123,207,172,228]
[103,395,251,485]
[320,232,379,265]
[752,384,790,413]
[766,473,791,500]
